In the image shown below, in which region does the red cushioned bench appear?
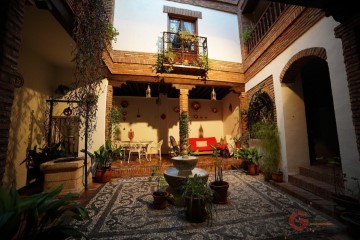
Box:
[189,137,218,155]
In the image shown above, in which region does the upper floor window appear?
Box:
[169,16,197,51]
[169,17,196,35]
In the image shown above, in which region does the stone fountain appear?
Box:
[164,155,209,206]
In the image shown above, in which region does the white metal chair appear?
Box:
[150,139,163,161]
[140,141,153,161]
[127,142,142,163]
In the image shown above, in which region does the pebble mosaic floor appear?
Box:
[74,171,345,239]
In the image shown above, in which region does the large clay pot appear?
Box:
[152,191,169,210]
[210,181,229,204]
[95,168,112,183]
[184,196,208,223]
[248,163,259,175]
[271,172,283,182]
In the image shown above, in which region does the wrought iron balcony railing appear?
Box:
[155,31,208,76]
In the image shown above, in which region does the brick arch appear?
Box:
[280,47,327,83]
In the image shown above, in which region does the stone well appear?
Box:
[40,157,92,195]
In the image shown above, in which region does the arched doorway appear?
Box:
[301,59,340,164]
[281,48,340,173]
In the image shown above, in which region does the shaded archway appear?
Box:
[281,48,340,173]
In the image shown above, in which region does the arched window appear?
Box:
[247,90,274,138]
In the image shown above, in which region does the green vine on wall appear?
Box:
[179,111,190,156]
[69,0,118,144]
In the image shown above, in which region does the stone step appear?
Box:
[299,165,343,186]
[288,174,336,200]
[270,180,337,218]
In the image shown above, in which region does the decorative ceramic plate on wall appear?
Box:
[121,100,128,108]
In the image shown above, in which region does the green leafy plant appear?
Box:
[181,174,214,224]
[148,165,167,194]
[238,146,261,166]
[241,26,253,42]
[210,145,223,182]
[82,139,122,170]
[179,111,190,157]
[0,184,89,240]
[253,121,281,176]
[108,106,121,140]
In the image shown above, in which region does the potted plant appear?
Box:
[0,184,89,239]
[209,145,229,204]
[238,146,261,175]
[148,165,169,209]
[181,174,214,223]
[253,121,282,182]
[241,26,253,42]
[232,136,242,148]
[82,139,122,183]
[164,50,176,63]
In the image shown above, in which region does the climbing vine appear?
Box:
[68,0,118,144]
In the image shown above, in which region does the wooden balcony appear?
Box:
[245,2,289,53]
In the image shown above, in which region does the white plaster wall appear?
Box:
[281,76,310,174]
[4,47,55,189]
[113,0,242,63]
[245,17,360,181]
[222,92,241,140]
[78,80,108,156]
[113,96,225,154]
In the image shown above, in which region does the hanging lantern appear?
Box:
[146,84,151,98]
[211,87,216,100]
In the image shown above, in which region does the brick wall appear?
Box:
[335,14,360,154]
[246,75,277,123]
[0,0,25,186]
[280,47,327,83]
[242,7,324,82]
[105,84,113,140]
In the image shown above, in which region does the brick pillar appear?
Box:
[335,15,360,154]
[239,91,248,141]
[0,0,25,186]
[173,84,194,154]
[179,89,189,113]
[105,84,113,140]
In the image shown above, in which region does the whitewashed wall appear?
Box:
[113,0,242,63]
[113,95,226,154]
[245,16,360,182]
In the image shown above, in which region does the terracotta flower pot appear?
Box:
[271,172,283,182]
[248,163,259,175]
[95,168,112,183]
